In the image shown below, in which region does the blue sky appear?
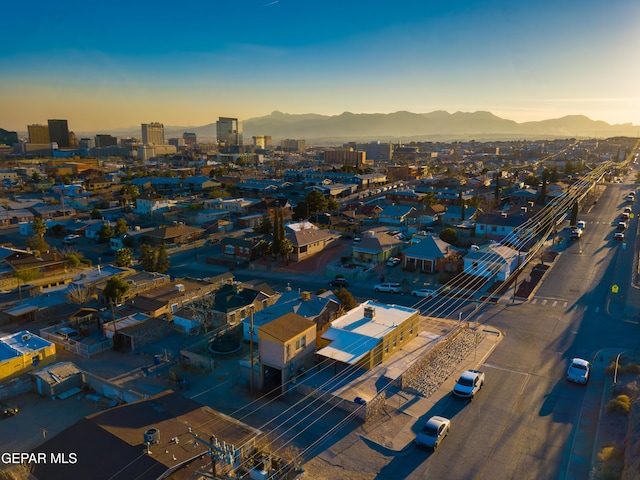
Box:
[2,0,640,132]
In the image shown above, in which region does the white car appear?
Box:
[374,282,402,293]
[415,416,451,450]
[567,358,591,384]
[614,232,625,241]
[411,288,437,298]
[453,370,485,399]
[386,257,401,267]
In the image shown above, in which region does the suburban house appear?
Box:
[402,235,462,273]
[141,224,204,246]
[247,197,293,220]
[286,226,341,262]
[463,242,525,282]
[440,205,478,226]
[352,230,404,267]
[242,289,341,344]
[182,175,221,192]
[133,192,174,215]
[211,282,280,327]
[256,312,317,394]
[316,301,420,370]
[474,208,539,239]
[377,205,417,226]
[221,233,272,262]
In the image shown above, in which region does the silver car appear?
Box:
[567,358,591,384]
[374,282,402,293]
[415,416,451,449]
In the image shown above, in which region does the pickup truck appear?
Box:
[453,370,485,399]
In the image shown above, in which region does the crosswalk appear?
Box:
[529,296,600,313]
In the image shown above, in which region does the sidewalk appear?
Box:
[357,325,503,452]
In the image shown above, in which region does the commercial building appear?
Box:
[183,132,197,145]
[252,135,272,149]
[94,134,118,147]
[216,117,242,146]
[323,149,373,170]
[47,119,70,148]
[281,138,305,152]
[141,122,165,145]
[28,124,50,144]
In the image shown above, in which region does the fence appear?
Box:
[40,324,112,358]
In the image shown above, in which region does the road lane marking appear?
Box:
[584,306,589,312]
[531,299,537,304]
[552,301,558,307]
[482,363,530,376]
[563,302,568,308]
[542,300,548,305]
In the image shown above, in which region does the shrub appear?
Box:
[624,363,640,374]
[605,394,631,416]
[597,445,625,480]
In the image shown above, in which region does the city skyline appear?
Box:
[2,0,640,132]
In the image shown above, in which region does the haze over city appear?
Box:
[2,0,640,132]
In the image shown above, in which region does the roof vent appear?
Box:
[364,306,375,319]
[22,333,30,342]
[501,212,508,218]
[175,284,185,292]
[144,428,160,445]
[300,291,311,301]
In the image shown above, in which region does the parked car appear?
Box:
[374,282,402,293]
[204,238,220,246]
[453,370,485,399]
[615,232,625,241]
[624,207,632,214]
[567,358,591,384]
[56,327,80,341]
[617,222,627,231]
[569,228,583,239]
[621,212,630,221]
[411,288,437,298]
[577,220,586,230]
[328,278,349,288]
[386,257,401,267]
[415,416,451,450]
[1,403,18,417]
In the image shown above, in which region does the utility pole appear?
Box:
[250,307,254,394]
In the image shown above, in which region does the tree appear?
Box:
[494,170,501,208]
[256,239,271,258]
[31,217,47,238]
[439,227,458,246]
[103,276,130,304]
[333,287,357,313]
[25,235,49,252]
[422,191,436,207]
[139,243,155,271]
[115,248,134,268]
[66,253,82,268]
[327,197,340,212]
[155,245,170,273]
[98,224,114,243]
[14,268,41,303]
[538,169,548,206]
[90,208,102,220]
[459,192,466,221]
[115,218,128,236]
[279,237,294,264]
[305,191,329,216]
[254,217,273,235]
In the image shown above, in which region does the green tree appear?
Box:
[439,227,458,246]
[14,267,41,303]
[90,208,102,220]
[25,235,49,252]
[494,170,501,208]
[103,276,130,304]
[459,192,466,221]
[32,218,47,237]
[98,224,114,243]
[31,172,41,183]
[155,245,170,273]
[66,253,82,268]
[115,218,128,236]
[305,190,329,216]
[256,239,271,258]
[279,237,294,264]
[254,217,273,235]
[538,169,548,206]
[115,248,134,268]
[327,197,340,212]
[422,191,436,207]
[139,243,155,271]
[333,287,358,313]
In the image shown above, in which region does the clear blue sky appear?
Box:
[2,0,640,132]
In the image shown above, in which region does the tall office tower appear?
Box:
[95,134,118,147]
[79,138,95,149]
[252,135,271,149]
[216,117,242,146]
[28,124,50,144]
[183,132,197,146]
[69,131,79,147]
[47,119,70,147]
[141,122,165,145]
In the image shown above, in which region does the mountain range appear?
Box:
[73,110,640,144]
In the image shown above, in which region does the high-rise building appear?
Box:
[95,134,118,148]
[281,139,306,153]
[47,119,70,148]
[216,117,242,146]
[183,132,197,145]
[252,135,272,149]
[28,124,50,144]
[141,122,165,145]
[79,138,95,149]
